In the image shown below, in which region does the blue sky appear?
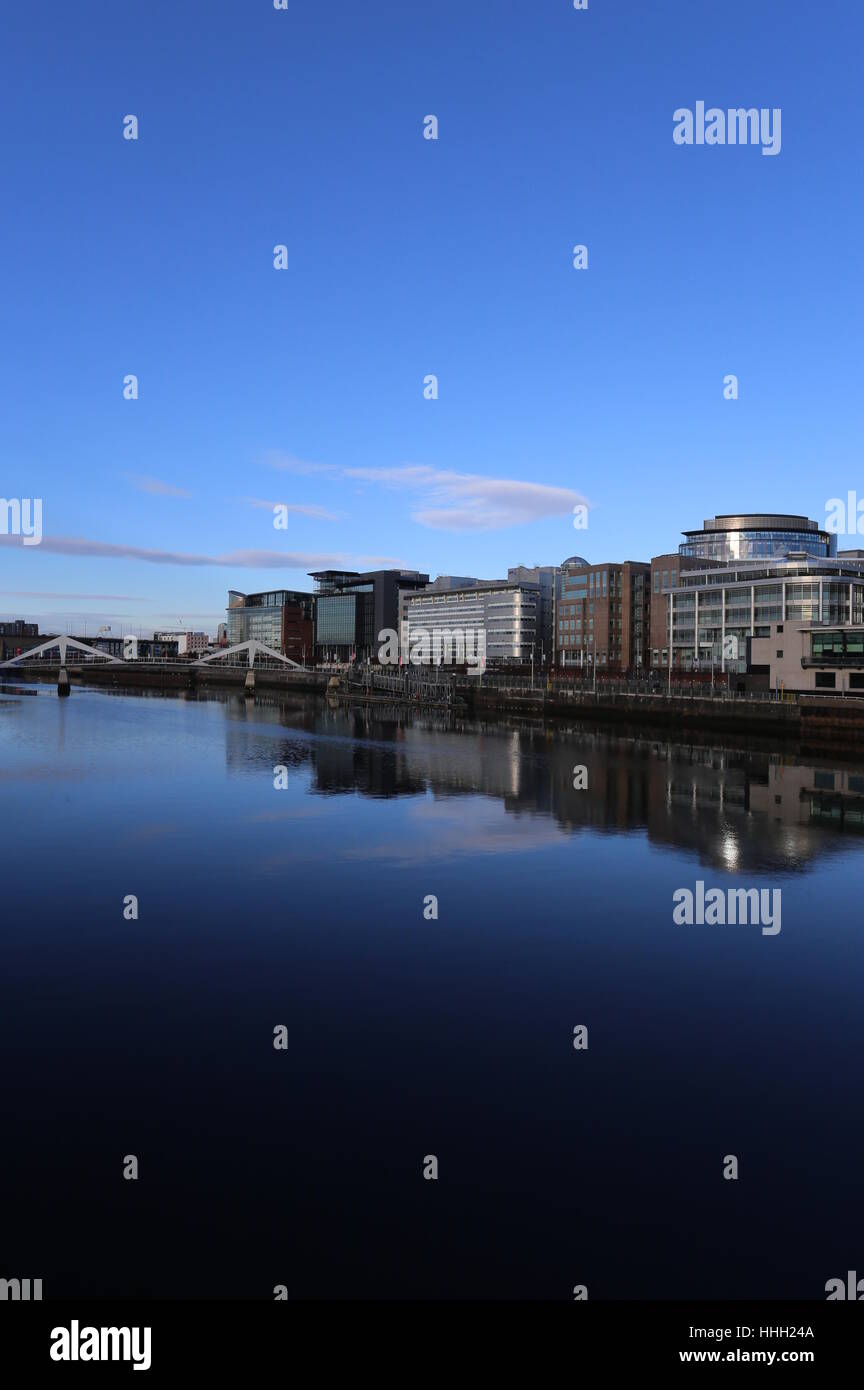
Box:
[1,0,861,635]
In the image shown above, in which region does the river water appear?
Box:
[1,681,862,1299]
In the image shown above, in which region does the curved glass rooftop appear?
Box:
[679,513,835,562]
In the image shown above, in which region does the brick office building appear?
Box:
[556,560,651,674]
[281,601,315,665]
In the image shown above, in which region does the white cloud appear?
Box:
[127,474,193,498]
[264,452,340,477]
[266,457,588,532]
[344,465,588,531]
[0,534,401,569]
[245,498,341,521]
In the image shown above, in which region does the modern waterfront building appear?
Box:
[666,555,864,675]
[227,590,315,661]
[508,565,559,665]
[648,553,724,668]
[679,513,835,563]
[310,569,430,663]
[400,578,542,668]
[556,560,650,673]
[749,621,864,694]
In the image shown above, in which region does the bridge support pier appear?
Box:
[58,667,70,697]
[244,669,255,695]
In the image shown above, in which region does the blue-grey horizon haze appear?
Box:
[1,0,861,633]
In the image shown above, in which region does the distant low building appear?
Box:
[153,629,209,655]
[84,635,180,661]
[425,575,483,592]
[0,620,39,662]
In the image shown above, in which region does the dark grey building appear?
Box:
[310,569,430,663]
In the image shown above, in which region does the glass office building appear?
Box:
[316,592,361,650]
[226,590,314,651]
[666,556,864,672]
[679,514,835,563]
[309,569,430,663]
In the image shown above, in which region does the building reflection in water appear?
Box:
[220,692,864,875]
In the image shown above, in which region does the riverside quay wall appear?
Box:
[9,662,864,750]
[10,662,329,695]
[457,685,864,748]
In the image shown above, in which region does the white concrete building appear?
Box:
[400,580,542,668]
[750,621,864,693]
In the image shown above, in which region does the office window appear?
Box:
[776,650,783,659]
[815,672,836,689]
[653,571,660,593]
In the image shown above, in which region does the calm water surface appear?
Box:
[1,682,863,1299]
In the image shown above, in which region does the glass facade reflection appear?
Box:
[680,514,835,562]
[811,630,864,663]
[309,569,430,662]
[317,594,357,647]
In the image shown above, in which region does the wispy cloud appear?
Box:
[0,533,400,569]
[350,465,586,531]
[0,589,153,601]
[267,456,588,531]
[127,474,193,499]
[264,452,340,477]
[245,498,341,521]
